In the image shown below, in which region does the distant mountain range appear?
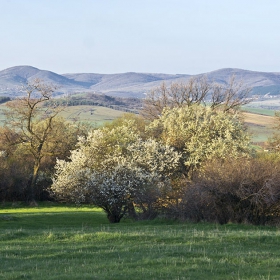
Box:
[1,65,280,98]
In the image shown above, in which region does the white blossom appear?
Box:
[51,121,181,222]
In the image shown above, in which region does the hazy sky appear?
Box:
[1,0,279,74]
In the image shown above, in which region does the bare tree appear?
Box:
[141,76,251,119]
[210,76,251,112]
[3,79,64,201]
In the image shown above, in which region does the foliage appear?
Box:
[104,113,148,139]
[51,122,181,222]
[148,105,251,176]
[0,150,32,201]
[0,119,87,201]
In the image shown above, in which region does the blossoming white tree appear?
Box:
[51,121,181,223]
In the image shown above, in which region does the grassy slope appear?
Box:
[242,106,276,116]
[58,105,124,126]
[242,111,275,142]
[0,104,124,127]
[1,205,280,280]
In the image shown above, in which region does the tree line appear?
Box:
[0,96,11,104]
[2,78,280,225]
[46,92,141,113]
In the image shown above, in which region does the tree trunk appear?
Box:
[127,201,138,220]
[107,213,122,223]
[28,159,41,202]
[106,205,128,223]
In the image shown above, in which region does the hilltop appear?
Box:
[0,65,280,98]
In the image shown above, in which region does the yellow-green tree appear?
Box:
[148,105,251,177]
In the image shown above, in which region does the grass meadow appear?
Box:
[1,204,280,280]
[0,104,123,127]
[242,107,276,117]
[58,105,123,126]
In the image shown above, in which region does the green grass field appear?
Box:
[0,104,124,127]
[58,105,124,126]
[242,106,276,117]
[1,204,280,279]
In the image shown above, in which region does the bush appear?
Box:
[170,157,280,225]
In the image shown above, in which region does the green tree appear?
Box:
[104,113,149,139]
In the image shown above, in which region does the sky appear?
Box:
[1,0,280,74]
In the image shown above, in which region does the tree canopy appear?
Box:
[148,105,251,176]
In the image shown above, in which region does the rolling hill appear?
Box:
[1,65,280,98]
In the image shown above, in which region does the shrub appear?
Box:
[171,157,280,225]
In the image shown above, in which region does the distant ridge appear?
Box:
[1,65,280,98]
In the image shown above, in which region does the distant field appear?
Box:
[242,106,276,116]
[243,112,275,127]
[242,112,275,142]
[241,104,277,142]
[0,104,124,127]
[58,105,124,126]
[245,98,280,112]
[1,204,280,279]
